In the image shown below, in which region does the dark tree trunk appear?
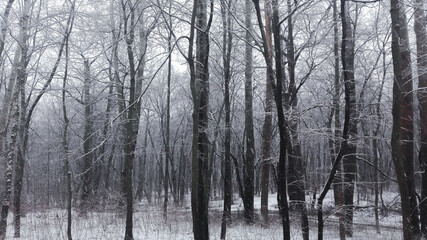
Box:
[390,0,415,238]
[340,0,357,236]
[397,1,420,235]
[62,22,73,240]
[259,0,274,225]
[220,0,233,238]
[120,1,147,239]
[271,1,291,239]
[189,0,211,239]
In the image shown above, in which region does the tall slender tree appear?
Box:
[244,0,255,224]
[220,0,233,238]
[259,0,274,225]
[0,1,30,238]
[80,58,94,213]
[284,1,308,239]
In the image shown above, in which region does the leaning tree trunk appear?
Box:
[390,0,415,239]
[414,0,427,236]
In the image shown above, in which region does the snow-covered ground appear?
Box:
[5,192,403,239]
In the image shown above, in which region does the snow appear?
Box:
[5,192,403,239]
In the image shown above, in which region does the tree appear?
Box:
[117,0,150,238]
[62,14,73,239]
[0,1,30,238]
[328,0,345,238]
[340,0,357,235]
[396,0,420,235]
[220,0,233,238]
[253,0,291,238]
[259,0,274,225]
[243,0,255,224]
[80,57,95,213]
[13,0,75,236]
[390,0,414,238]
[284,1,309,239]
[188,0,212,238]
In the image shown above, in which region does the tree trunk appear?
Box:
[62,22,73,240]
[372,50,386,234]
[397,0,420,235]
[81,58,94,213]
[390,0,415,238]
[340,0,357,236]
[244,0,255,225]
[0,1,29,238]
[284,1,308,239]
[189,0,211,239]
[271,1,291,239]
[220,0,233,238]
[120,1,147,239]
[163,9,172,220]
[259,0,274,225]
[330,0,345,238]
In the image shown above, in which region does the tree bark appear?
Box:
[189,0,211,239]
[340,0,357,236]
[397,0,420,235]
[0,1,30,238]
[220,0,233,238]
[259,0,274,225]
[390,0,415,238]
[331,0,345,238]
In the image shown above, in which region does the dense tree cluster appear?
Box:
[0,0,425,239]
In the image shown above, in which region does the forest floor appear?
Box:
[5,191,403,239]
